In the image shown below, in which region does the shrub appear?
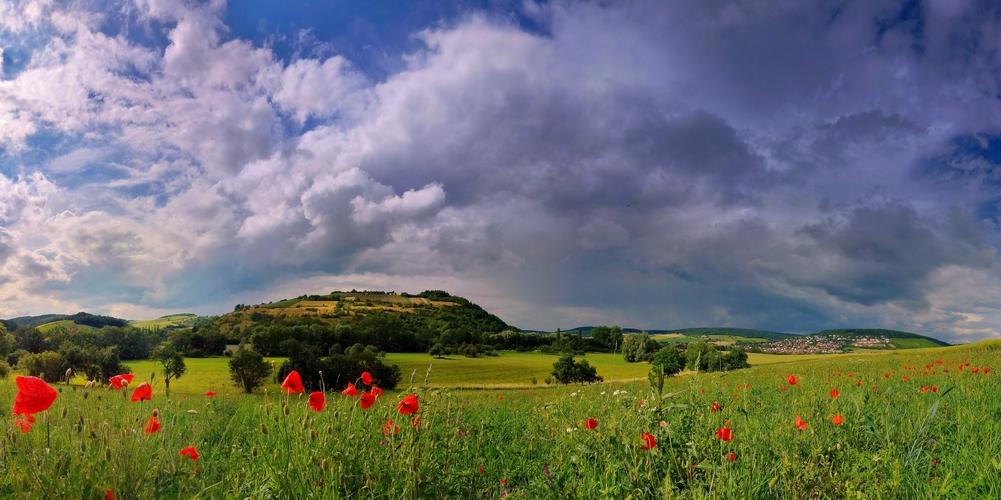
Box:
[18,351,64,382]
[0,360,10,379]
[229,348,272,393]
[551,353,604,384]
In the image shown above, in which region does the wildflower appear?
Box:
[832,414,844,425]
[479,466,485,474]
[308,392,325,412]
[902,375,908,381]
[107,491,113,500]
[180,446,200,460]
[711,402,720,412]
[584,418,598,430]
[787,375,797,386]
[659,421,667,427]
[370,386,383,397]
[972,366,980,373]
[12,376,58,418]
[794,415,808,431]
[281,371,304,394]
[637,400,644,408]
[931,386,938,393]
[543,463,553,487]
[397,394,419,414]
[144,416,161,434]
[716,427,734,441]
[871,386,877,391]
[883,373,890,379]
[360,393,376,410]
[830,388,839,399]
[341,383,358,397]
[187,410,198,415]
[108,374,134,390]
[727,452,736,462]
[780,385,787,391]
[642,432,657,450]
[412,416,420,428]
[921,386,928,393]
[361,372,373,385]
[14,418,31,433]
[131,382,152,402]
[984,367,991,374]
[205,391,216,397]
[383,419,399,435]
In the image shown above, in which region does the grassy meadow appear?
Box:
[0,342,998,498]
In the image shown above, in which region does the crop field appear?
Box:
[37,320,93,333]
[1,341,998,498]
[129,314,199,330]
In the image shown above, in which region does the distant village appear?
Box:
[755,334,892,354]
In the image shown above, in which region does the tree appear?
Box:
[652,345,685,376]
[621,333,660,362]
[551,353,603,384]
[151,343,186,395]
[229,347,272,393]
[428,343,447,359]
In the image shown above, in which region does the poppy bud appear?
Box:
[152,409,160,418]
[66,368,73,378]
[104,448,112,462]
[283,405,290,416]
[320,458,328,472]
[260,423,269,435]
[326,425,332,435]
[252,446,259,457]
[83,391,89,399]
[188,410,197,415]
[310,430,316,441]
[61,407,68,419]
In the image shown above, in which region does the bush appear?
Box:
[551,353,604,384]
[276,343,402,392]
[652,345,685,376]
[0,360,10,379]
[229,348,272,393]
[19,351,64,382]
[622,333,661,362]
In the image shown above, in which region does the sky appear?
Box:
[1,0,1001,343]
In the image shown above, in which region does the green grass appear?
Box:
[129,314,198,330]
[36,320,92,333]
[1,341,998,497]
[123,358,286,395]
[890,337,944,349]
[258,298,303,308]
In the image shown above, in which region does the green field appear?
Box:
[129,314,199,330]
[2,340,999,498]
[36,320,92,333]
[119,352,866,394]
[890,337,944,349]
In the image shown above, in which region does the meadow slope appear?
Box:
[0,342,996,498]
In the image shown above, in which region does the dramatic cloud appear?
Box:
[1,0,1001,342]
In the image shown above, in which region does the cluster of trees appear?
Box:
[684,341,750,372]
[621,333,662,362]
[550,353,603,384]
[274,342,401,393]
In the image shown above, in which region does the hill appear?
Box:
[6,312,129,331]
[199,290,516,356]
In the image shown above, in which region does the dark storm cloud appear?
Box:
[2,0,1001,341]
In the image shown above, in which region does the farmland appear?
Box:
[1,340,998,498]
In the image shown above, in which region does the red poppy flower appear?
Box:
[360,393,376,410]
[931,386,938,393]
[14,418,31,433]
[205,391,216,397]
[832,414,844,425]
[144,416,161,434]
[973,366,980,373]
[479,466,485,474]
[109,374,134,390]
[710,402,720,412]
[716,427,733,441]
[637,400,644,408]
[12,376,57,417]
[342,382,358,397]
[787,375,797,386]
[397,393,419,414]
[131,382,152,402]
[308,392,325,412]
[902,375,909,381]
[370,386,383,397]
[501,479,507,486]
[780,385,787,391]
[856,380,862,386]
[871,386,877,391]
[361,372,372,385]
[641,432,657,450]
[794,415,808,431]
[883,373,890,379]
[107,491,113,500]
[383,419,399,435]
[180,446,200,460]
[584,418,598,430]
[830,388,839,399]
[281,371,304,394]
[921,386,928,393]
[984,367,991,374]
[727,452,736,462]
